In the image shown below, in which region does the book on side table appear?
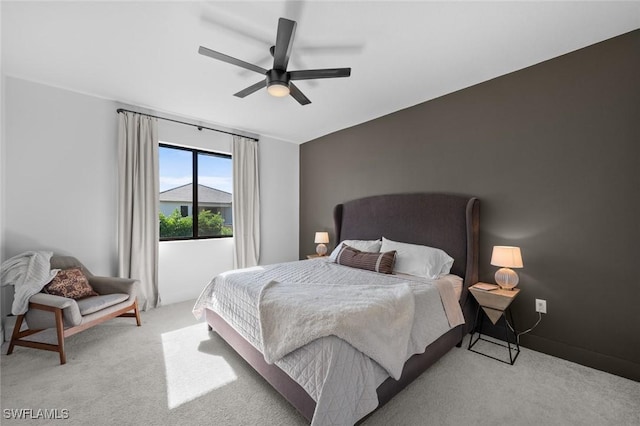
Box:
[472,282,500,291]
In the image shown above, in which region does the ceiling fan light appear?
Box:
[267,83,290,97]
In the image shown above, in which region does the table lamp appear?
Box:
[490,246,523,290]
[314,232,329,256]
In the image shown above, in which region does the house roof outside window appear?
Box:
[159,183,231,204]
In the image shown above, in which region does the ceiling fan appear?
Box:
[199,17,351,105]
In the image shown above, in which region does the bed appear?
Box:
[194,193,479,425]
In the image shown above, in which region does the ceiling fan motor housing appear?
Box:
[266,69,290,88]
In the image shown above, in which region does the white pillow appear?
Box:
[380,237,454,279]
[329,239,382,261]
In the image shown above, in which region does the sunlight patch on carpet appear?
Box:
[162,323,237,409]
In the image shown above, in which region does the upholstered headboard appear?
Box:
[333,193,479,308]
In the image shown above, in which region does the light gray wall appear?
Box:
[299,30,640,380]
[4,77,118,274]
[1,72,8,332]
[2,78,300,312]
[1,77,7,261]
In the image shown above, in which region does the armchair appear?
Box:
[7,255,140,364]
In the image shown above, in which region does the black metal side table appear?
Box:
[468,284,521,365]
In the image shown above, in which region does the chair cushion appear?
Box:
[43,268,98,299]
[76,293,130,316]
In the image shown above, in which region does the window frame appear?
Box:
[159,143,233,241]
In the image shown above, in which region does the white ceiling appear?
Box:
[2,1,639,144]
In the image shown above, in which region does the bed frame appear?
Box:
[205,193,479,422]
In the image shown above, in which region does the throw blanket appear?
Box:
[0,251,58,315]
[258,280,415,380]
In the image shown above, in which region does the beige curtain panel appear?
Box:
[232,136,261,268]
[117,111,160,310]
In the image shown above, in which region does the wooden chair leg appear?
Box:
[54,308,66,365]
[133,299,141,326]
[118,300,141,326]
[7,314,25,355]
[8,310,65,364]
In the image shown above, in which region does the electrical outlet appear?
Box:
[535,299,547,314]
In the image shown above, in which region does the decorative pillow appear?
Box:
[329,239,382,261]
[380,237,454,279]
[335,245,396,274]
[43,268,98,299]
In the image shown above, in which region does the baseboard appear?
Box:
[520,334,639,382]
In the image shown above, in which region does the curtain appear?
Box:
[232,136,260,268]
[117,111,160,310]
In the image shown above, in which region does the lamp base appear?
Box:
[495,268,519,290]
[316,243,327,257]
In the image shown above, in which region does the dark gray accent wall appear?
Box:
[299,30,640,381]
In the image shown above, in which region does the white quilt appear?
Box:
[259,280,414,380]
[193,258,464,426]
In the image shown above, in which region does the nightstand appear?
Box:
[306,254,325,259]
[468,283,521,365]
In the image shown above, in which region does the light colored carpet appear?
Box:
[1,300,638,426]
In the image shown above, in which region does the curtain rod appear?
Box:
[116,108,259,142]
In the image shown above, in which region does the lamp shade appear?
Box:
[314,232,329,244]
[490,246,523,268]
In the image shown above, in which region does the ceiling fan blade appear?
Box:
[234,80,267,98]
[287,57,318,87]
[273,18,297,70]
[238,54,273,77]
[199,46,267,75]
[289,82,311,106]
[288,68,351,81]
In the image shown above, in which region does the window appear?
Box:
[159,144,233,240]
